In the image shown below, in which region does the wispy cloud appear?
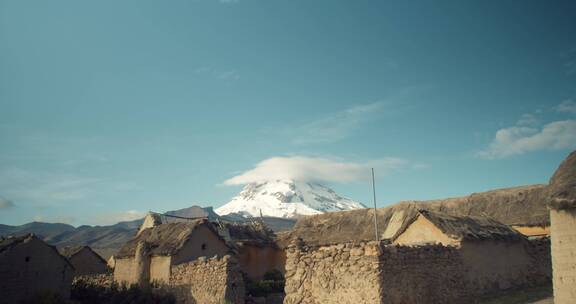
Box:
[193,67,240,82]
[284,102,386,145]
[478,102,576,159]
[556,100,576,114]
[224,155,417,185]
[0,168,100,204]
[0,197,15,210]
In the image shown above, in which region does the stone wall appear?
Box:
[284,241,383,304]
[168,255,245,304]
[283,238,551,304]
[550,208,576,304]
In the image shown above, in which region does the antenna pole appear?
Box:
[371,168,379,242]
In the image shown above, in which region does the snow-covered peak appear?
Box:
[215,179,366,218]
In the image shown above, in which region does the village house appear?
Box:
[281,206,551,304]
[547,150,576,304]
[0,234,75,304]
[114,215,282,285]
[114,219,231,285]
[59,245,108,276]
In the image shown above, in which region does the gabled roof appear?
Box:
[0,234,75,269]
[59,245,107,264]
[409,210,525,242]
[115,219,230,259]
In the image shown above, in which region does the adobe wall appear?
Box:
[238,243,286,280]
[283,239,551,304]
[0,238,75,304]
[550,208,576,304]
[459,239,551,293]
[168,255,245,304]
[113,257,135,285]
[150,255,172,283]
[283,241,383,304]
[171,225,231,265]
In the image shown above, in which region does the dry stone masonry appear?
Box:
[283,238,551,304]
[168,255,245,304]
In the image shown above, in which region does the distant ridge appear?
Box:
[0,205,296,259]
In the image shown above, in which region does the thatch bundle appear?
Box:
[547,150,576,210]
[417,210,523,241]
[115,220,226,258]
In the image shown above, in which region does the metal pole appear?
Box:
[371,168,379,241]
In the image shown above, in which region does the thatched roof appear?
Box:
[547,150,576,210]
[224,220,276,245]
[58,245,107,264]
[407,184,549,227]
[115,219,228,259]
[278,203,421,247]
[415,210,524,241]
[280,202,525,247]
[116,218,276,258]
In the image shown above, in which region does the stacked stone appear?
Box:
[169,255,245,304]
[283,239,383,304]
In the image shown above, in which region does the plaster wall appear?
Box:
[550,208,576,304]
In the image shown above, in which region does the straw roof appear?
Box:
[280,202,525,247]
[414,210,524,241]
[116,218,276,258]
[409,184,549,227]
[547,150,576,210]
[278,203,421,247]
[115,219,227,259]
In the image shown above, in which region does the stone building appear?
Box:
[282,208,551,304]
[114,219,232,285]
[0,234,75,303]
[59,245,108,276]
[547,150,576,304]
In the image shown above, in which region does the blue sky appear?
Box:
[1,0,575,226]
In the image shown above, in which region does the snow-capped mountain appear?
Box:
[216,179,366,218]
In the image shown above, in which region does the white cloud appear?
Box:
[556,100,576,114]
[0,197,15,210]
[224,155,414,185]
[286,102,385,145]
[478,120,576,159]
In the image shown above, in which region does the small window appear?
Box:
[201,243,207,251]
[25,256,30,262]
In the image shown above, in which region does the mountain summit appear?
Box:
[216,180,366,218]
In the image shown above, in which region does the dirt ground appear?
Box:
[480,285,553,304]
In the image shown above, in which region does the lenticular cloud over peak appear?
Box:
[223,156,410,185]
